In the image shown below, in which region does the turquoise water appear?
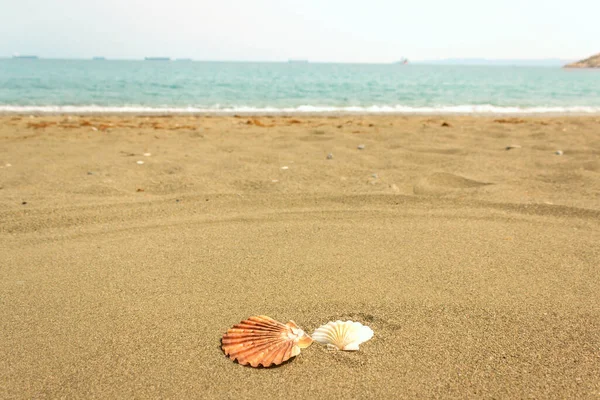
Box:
[1,59,599,113]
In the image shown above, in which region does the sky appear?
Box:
[1,0,599,62]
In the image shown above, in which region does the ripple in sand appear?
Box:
[413,172,491,196]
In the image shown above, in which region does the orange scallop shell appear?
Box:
[221,315,313,367]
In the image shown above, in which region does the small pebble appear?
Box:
[176,199,180,202]
[357,144,366,150]
[555,150,564,156]
[22,201,27,205]
[87,171,93,175]
[136,160,144,165]
[505,145,521,150]
[326,153,334,160]
[371,173,378,179]
[5,163,12,167]
[91,127,98,131]
[143,152,152,157]
[281,166,289,170]
[272,179,279,183]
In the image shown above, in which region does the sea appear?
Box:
[1,59,599,114]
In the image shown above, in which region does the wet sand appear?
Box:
[1,115,599,398]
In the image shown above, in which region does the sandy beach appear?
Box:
[1,114,599,398]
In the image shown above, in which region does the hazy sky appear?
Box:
[1,0,598,62]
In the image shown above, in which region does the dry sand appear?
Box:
[1,115,599,398]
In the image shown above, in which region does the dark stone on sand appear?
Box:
[505,145,522,150]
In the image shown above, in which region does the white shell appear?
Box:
[312,320,374,351]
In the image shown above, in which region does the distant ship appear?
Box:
[394,57,409,65]
[175,58,193,61]
[13,55,38,59]
[145,57,171,61]
[92,57,106,60]
[288,59,309,64]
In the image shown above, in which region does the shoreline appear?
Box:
[2,104,600,118]
[3,111,600,117]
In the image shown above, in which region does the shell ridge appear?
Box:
[337,321,349,348]
[284,341,295,363]
[260,342,285,367]
[251,340,291,367]
[226,337,288,358]
[223,331,283,339]
[244,319,284,328]
[227,337,293,366]
[312,322,342,345]
[222,335,286,347]
[273,341,292,366]
[232,323,284,332]
[248,316,287,328]
[312,320,373,351]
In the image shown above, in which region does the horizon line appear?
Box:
[0,56,577,64]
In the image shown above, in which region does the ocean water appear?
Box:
[1,59,599,114]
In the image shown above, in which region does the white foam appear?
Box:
[1,104,600,114]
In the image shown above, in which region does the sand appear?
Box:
[1,115,599,398]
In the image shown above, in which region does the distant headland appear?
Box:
[564,53,600,68]
[412,58,571,67]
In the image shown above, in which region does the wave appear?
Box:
[1,104,600,114]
